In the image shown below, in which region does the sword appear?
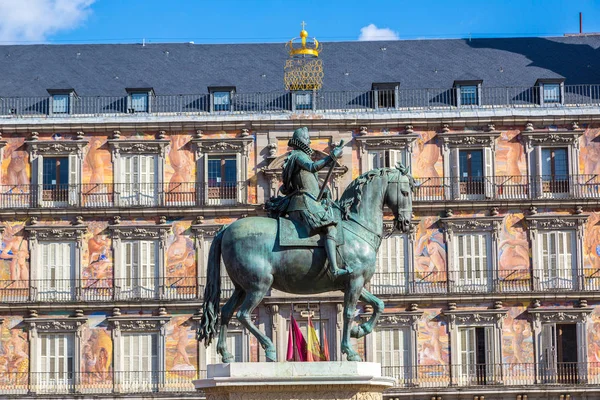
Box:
[317,140,344,201]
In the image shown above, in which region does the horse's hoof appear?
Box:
[221,353,234,364]
[346,353,362,362]
[265,348,277,361]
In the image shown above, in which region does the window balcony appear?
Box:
[0,371,197,395]
[1,84,600,118]
[413,174,600,202]
[0,181,250,209]
[382,362,599,389]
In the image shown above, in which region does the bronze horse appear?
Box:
[199,165,414,362]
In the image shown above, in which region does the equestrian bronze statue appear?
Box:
[199,126,414,362]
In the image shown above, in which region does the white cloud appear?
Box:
[358,24,399,41]
[0,0,95,43]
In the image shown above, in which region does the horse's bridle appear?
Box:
[387,171,412,236]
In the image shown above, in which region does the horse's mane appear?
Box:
[339,167,415,219]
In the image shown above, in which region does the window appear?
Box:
[202,234,234,297]
[209,332,243,363]
[368,149,406,170]
[120,154,158,206]
[459,85,478,106]
[130,93,149,113]
[39,242,75,301]
[372,83,398,109]
[39,333,74,392]
[543,84,561,103]
[455,233,491,292]
[213,92,231,112]
[459,149,484,195]
[121,240,159,299]
[42,157,70,202]
[294,91,313,110]
[375,328,410,378]
[457,327,494,385]
[52,94,70,114]
[122,333,158,391]
[440,132,497,200]
[538,231,575,290]
[541,147,569,194]
[207,155,237,205]
[371,233,408,295]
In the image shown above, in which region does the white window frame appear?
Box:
[109,223,170,301]
[192,137,252,206]
[24,316,86,395]
[521,128,582,199]
[26,139,87,207]
[372,82,399,110]
[445,308,506,386]
[356,135,417,175]
[441,217,501,294]
[365,312,421,385]
[370,226,412,295]
[126,89,154,113]
[108,315,170,393]
[292,90,315,111]
[439,131,500,200]
[209,87,235,112]
[536,79,564,106]
[26,226,85,302]
[529,307,591,384]
[108,136,169,207]
[454,80,482,107]
[191,224,221,300]
[526,214,587,292]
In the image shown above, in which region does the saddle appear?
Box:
[278,207,345,247]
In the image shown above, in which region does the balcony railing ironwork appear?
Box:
[382,362,600,389]
[2,85,600,118]
[0,371,197,395]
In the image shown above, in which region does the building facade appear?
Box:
[0,32,600,399]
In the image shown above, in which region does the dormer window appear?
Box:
[126,88,154,113]
[372,82,399,109]
[536,79,564,105]
[209,87,235,112]
[293,91,313,111]
[47,89,75,115]
[454,80,482,107]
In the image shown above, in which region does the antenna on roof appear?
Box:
[143,38,146,47]
[580,12,583,34]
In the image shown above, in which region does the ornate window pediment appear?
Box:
[444,308,507,329]
[440,216,502,238]
[438,131,500,151]
[525,214,587,231]
[355,135,418,152]
[25,225,87,241]
[362,311,422,328]
[108,138,169,158]
[25,138,88,159]
[191,224,222,239]
[24,317,87,333]
[528,307,592,326]
[192,137,253,157]
[108,223,171,241]
[520,129,583,152]
[108,316,171,333]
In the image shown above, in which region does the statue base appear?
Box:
[195,362,394,400]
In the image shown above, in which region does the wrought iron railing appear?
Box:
[382,362,600,388]
[0,371,197,394]
[2,85,600,118]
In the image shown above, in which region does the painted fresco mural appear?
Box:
[496,130,527,178]
[502,305,534,370]
[81,314,112,387]
[82,221,113,294]
[0,317,28,389]
[413,217,447,288]
[412,131,442,179]
[0,222,29,298]
[580,127,600,175]
[418,308,449,385]
[166,221,196,290]
[165,315,198,383]
[498,213,531,291]
[588,306,600,372]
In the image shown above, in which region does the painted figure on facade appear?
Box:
[279,127,349,278]
[199,127,414,363]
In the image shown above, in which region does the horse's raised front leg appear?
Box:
[341,277,364,361]
[235,282,276,361]
[351,288,384,339]
[217,287,245,363]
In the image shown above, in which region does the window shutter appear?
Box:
[122,242,133,291]
[534,146,543,197]
[541,324,557,378]
[122,156,134,204]
[484,147,494,198]
[389,149,401,169]
[139,241,157,295]
[450,148,460,199]
[367,151,379,170]
[459,328,476,382]
[68,154,79,205]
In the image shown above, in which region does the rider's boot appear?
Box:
[325,226,352,278]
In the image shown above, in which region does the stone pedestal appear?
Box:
[195,362,394,400]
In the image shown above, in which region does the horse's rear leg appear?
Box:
[351,288,384,338]
[235,286,276,361]
[341,278,364,361]
[217,287,245,363]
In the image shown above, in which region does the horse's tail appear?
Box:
[198,227,226,346]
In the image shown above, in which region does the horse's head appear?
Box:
[384,163,414,233]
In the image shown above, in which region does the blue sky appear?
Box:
[1,0,599,44]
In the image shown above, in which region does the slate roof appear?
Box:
[1,36,600,97]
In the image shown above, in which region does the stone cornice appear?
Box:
[107,315,171,332]
[108,224,171,240]
[25,139,88,159]
[191,224,223,238]
[192,137,253,157]
[525,214,588,231]
[443,308,507,328]
[360,311,422,328]
[25,225,87,241]
[23,317,87,332]
[520,129,583,151]
[528,307,592,326]
[439,216,503,235]
[437,131,500,150]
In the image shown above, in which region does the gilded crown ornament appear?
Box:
[284,22,324,91]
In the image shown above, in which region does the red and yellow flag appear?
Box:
[306,315,327,361]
